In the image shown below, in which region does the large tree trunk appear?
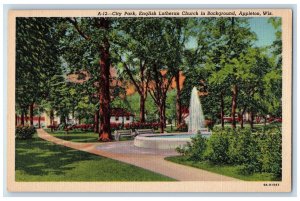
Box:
[29,103,34,126]
[94,109,99,133]
[231,85,238,128]
[175,71,182,127]
[15,113,17,126]
[98,18,111,141]
[220,92,225,129]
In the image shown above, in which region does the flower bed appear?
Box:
[124,122,160,130]
[46,122,160,132]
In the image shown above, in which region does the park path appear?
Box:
[37,129,239,181]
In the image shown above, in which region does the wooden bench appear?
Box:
[135,128,155,136]
[113,130,134,141]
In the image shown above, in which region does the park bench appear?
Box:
[135,128,155,136]
[113,129,135,141]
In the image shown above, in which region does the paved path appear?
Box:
[37,129,239,181]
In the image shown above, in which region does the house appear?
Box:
[110,108,135,124]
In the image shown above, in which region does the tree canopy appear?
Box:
[16,17,282,137]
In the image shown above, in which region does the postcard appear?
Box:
[7,8,292,192]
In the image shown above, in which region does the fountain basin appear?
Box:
[134,132,211,150]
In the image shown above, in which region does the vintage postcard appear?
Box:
[7,8,292,192]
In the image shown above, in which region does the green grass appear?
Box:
[45,129,99,142]
[15,135,175,181]
[164,125,183,133]
[214,122,281,130]
[45,129,134,142]
[165,156,278,181]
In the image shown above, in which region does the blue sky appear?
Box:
[186,17,278,49]
[249,17,277,47]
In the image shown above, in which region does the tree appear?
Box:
[65,17,113,141]
[112,18,152,122]
[204,18,256,128]
[268,17,282,68]
[182,18,229,128]
[144,18,184,133]
[114,18,187,124]
[170,18,189,127]
[16,18,62,126]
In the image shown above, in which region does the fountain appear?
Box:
[188,87,208,133]
[134,87,211,150]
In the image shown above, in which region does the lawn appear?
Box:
[45,128,166,142]
[15,135,175,181]
[45,129,135,142]
[45,129,99,142]
[165,156,278,181]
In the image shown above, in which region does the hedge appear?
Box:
[176,126,282,178]
[15,126,36,139]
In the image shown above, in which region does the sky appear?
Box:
[186,17,278,49]
[249,17,277,47]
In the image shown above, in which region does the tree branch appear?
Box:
[122,59,142,95]
[148,89,159,105]
[165,75,175,93]
[66,17,90,40]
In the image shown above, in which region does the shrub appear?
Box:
[175,126,282,178]
[15,126,36,139]
[258,127,282,179]
[227,128,262,174]
[176,134,207,161]
[204,127,231,164]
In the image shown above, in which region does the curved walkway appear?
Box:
[37,129,239,181]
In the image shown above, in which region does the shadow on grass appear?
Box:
[15,135,175,181]
[15,137,103,176]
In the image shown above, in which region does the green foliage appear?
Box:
[176,134,207,161]
[165,90,177,121]
[204,128,231,164]
[227,128,262,174]
[16,18,62,112]
[176,127,282,178]
[15,17,282,140]
[181,17,282,129]
[15,126,36,139]
[258,127,282,178]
